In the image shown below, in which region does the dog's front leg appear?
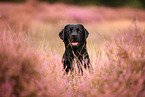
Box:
[63,60,73,74]
[83,51,90,68]
[76,57,83,75]
[62,53,74,74]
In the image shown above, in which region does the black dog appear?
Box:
[59,24,92,74]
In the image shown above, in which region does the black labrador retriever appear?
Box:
[59,24,92,74]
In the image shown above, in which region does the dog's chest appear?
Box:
[72,54,85,66]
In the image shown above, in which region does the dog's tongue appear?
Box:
[72,42,78,46]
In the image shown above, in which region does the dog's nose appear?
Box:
[72,35,77,39]
[72,34,77,37]
[72,32,77,38]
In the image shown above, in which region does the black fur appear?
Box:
[59,24,92,74]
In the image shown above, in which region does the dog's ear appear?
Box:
[84,28,89,39]
[79,24,89,39]
[59,25,69,41]
[59,29,64,41]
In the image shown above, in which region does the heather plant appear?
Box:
[0,31,72,97]
[74,26,145,97]
[0,31,40,96]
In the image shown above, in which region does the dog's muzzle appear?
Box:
[71,38,79,46]
[70,33,79,46]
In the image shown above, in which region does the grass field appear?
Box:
[0,2,145,97]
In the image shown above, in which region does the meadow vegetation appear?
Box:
[0,2,145,97]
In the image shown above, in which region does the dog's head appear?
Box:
[59,24,89,47]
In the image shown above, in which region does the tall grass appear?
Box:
[0,30,71,97]
[0,23,144,97]
[75,26,145,97]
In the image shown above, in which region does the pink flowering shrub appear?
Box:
[0,31,72,97]
[75,27,145,97]
[0,31,40,96]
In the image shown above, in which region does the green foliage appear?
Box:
[1,0,144,8]
[97,0,130,7]
[139,0,145,8]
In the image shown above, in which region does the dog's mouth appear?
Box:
[71,42,79,46]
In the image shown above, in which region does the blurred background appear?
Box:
[0,0,145,8]
[0,0,145,56]
[1,0,145,8]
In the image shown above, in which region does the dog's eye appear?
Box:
[67,30,71,33]
[78,30,81,33]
